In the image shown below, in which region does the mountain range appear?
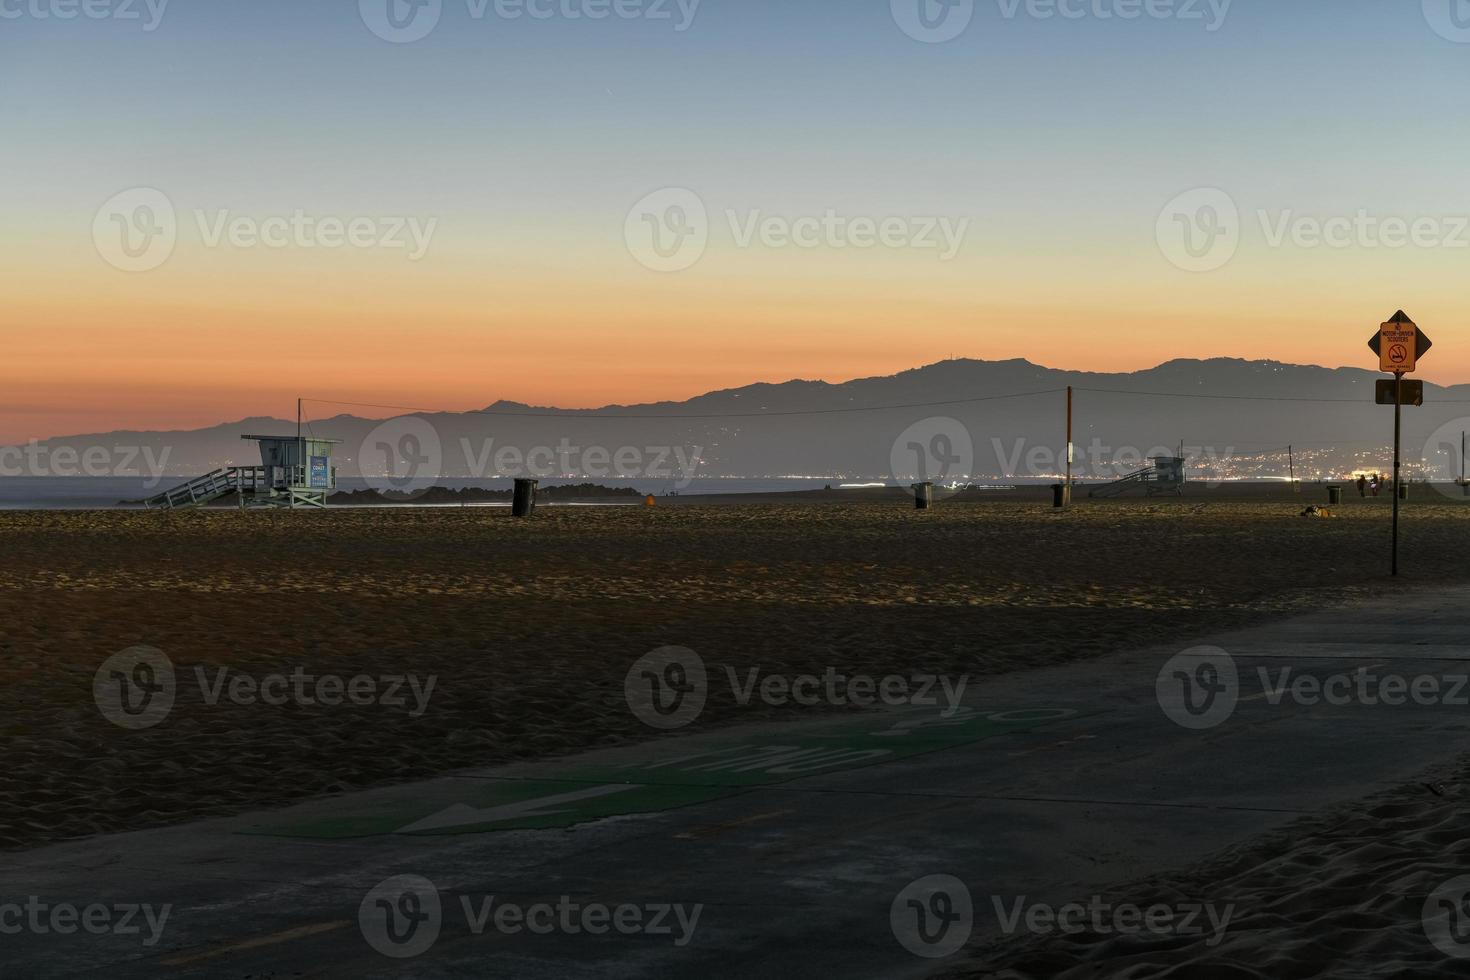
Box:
[15,358,1470,485]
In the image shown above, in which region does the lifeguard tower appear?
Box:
[1089,456,1187,498]
[237,434,340,508]
[144,434,340,510]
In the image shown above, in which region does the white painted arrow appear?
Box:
[396,784,641,834]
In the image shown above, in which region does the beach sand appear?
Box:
[3,494,1469,853]
[954,755,1470,979]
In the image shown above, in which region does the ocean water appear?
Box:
[0,476,911,509]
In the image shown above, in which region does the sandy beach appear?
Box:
[3,493,1470,855]
[955,753,1470,979]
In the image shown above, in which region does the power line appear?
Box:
[1076,386,1470,404]
[1078,387,1363,404]
[304,389,1067,421]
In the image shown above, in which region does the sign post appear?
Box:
[1065,385,1073,506]
[1392,371,1402,576]
[1368,311,1432,577]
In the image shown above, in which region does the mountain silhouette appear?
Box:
[16,358,1470,482]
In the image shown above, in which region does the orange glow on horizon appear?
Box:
[7,232,1469,444]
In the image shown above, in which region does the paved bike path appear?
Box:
[6,586,1470,978]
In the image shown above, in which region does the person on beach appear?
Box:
[1357,475,1367,497]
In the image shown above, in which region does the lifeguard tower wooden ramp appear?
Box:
[1089,456,1186,498]
[144,435,340,510]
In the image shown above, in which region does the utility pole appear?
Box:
[1288,445,1295,487]
[297,398,302,443]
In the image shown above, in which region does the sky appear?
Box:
[4,0,1470,442]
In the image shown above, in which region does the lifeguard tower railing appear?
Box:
[143,466,263,510]
[143,463,335,510]
[143,434,339,510]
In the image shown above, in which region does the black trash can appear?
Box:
[912,482,934,510]
[1398,482,1409,501]
[1052,483,1070,509]
[512,478,538,517]
[1327,485,1342,506]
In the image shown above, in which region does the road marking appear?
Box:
[1008,734,1097,758]
[1238,663,1389,703]
[160,920,349,966]
[398,784,638,833]
[244,708,1085,839]
[674,809,795,840]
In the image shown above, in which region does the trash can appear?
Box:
[1327,485,1342,506]
[1398,482,1409,501]
[1052,483,1070,509]
[512,478,538,517]
[912,482,934,510]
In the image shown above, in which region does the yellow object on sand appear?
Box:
[645,495,657,507]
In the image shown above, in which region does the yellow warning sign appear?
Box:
[1379,320,1418,374]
